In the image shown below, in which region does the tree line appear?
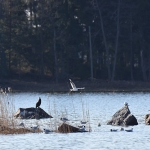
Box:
[0,0,150,82]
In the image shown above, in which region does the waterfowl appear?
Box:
[69,79,85,92]
[43,129,52,134]
[125,128,133,132]
[8,87,12,92]
[60,117,69,122]
[110,129,118,132]
[19,122,25,128]
[81,121,88,124]
[78,125,84,128]
[124,102,129,107]
[36,97,41,108]
[31,125,39,132]
[79,125,86,132]
[120,127,124,131]
[98,123,101,127]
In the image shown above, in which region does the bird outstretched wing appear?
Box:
[69,79,76,89]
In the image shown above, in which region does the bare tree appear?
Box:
[111,0,121,81]
[95,0,111,80]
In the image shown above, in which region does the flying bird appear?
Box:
[36,97,41,108]
[69,79,85,92]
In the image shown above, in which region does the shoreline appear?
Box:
[1,79,150,93]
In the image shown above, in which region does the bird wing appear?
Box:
[69,79,76,89]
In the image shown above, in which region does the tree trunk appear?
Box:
[53,27,58,83]
[95,0,111,80]
[8,0,12,72]
[111,0,121,81]
[39,26,44,78]
[89,26,93,81]
[140,50,147,81]
[130,7,134,81]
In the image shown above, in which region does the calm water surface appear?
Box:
[0,92,150,150]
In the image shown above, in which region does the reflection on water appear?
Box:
[0,92,150,150]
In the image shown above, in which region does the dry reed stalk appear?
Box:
[47,94,53,129]
[79,92,91,132]
[0,90,33,134]
[53,98,58,131]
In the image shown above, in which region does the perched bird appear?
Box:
[78,125,86,132]
[81,121,88,124]
[0,88,3,93]
[125,128,133,132]
[78,125,84,128]
[19,122,25,128]
[8,87,12,92]
[60,117,69,122]
[110,129,118,132]
[69,79,85,92]
[124,102,129,107]
[36,97,41,108]
[120,127,124,131]
[43,128,52,134]
[31,125,39,132]
[98,123,101,127]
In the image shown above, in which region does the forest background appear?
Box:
[0,0,150,91]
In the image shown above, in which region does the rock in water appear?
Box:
[14,107,53,119]
[58,123,79,133]
[107,106,138,126]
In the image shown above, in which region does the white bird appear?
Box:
[81,121,88,124]
[0,88,3,93]
[43,129,52,134]
[78,125,84,128]
[78,125,86,132]
[69,79,85,92]
[124,102,129,107]
[60,117,69,122]
[110,129,118,132]
[8,87,12,92]
[30,125,39,132]
[19,122,25,128]
[125,128,133,132]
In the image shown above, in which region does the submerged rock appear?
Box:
[57,123,89,133]
[14,107,53,119]
[58,123,79,133]
[107,106,138,126]
[145,114,150,125]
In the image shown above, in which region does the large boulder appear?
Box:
[107,106,138,126]
[14,107,53,119]
[145,114,150,125]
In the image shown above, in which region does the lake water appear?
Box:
[0,92,150,150]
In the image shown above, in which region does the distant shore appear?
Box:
[1,79,150,93]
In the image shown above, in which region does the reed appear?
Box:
[0,89,34,134]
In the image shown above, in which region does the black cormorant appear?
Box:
[36,97,41,108]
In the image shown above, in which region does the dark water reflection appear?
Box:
[0,92,150,150]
